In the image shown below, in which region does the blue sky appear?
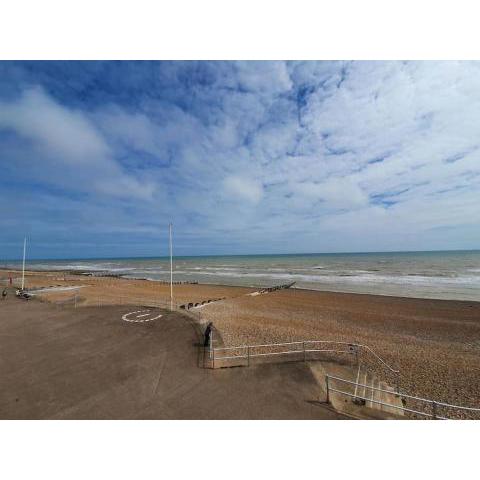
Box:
[0,61,479,259]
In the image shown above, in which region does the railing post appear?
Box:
[303,341,306,362]
[247,346,250,367]
[432,401,437,419]
[325,375,330,404]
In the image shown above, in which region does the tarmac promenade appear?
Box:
[0,296,345,419]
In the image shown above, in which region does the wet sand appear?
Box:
[2,269,479,413]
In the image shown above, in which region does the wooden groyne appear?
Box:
[258,281,296,294]
[179,297,227,310]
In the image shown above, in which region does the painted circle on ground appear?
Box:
[121,309,162,323]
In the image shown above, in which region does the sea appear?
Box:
[2,251,480,302]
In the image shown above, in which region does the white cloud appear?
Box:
[0,87,155,200]
[223,176,263,204]
[0,87,110,163]
[235,61,292,94]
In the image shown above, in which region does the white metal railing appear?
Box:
[360,344,399,374]
[211,340,400,384]
[212,340,352,365]
[325,374,480,420]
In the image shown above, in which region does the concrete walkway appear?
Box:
[0,297,345,419]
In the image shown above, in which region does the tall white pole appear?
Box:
[169,223,173,310]
[21,237,26,290]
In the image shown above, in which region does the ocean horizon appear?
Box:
[2,248,480,262]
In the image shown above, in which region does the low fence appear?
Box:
[32,292,204,322]
[325,374,480,420]
[0,278,21,287]
[210,339,400,388]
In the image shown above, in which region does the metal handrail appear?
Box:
[434,400,480,412]
[215,339,363,351]
[214,348,350,361]
[212,339,399,379]
[326,374,480,418]
[327,387,445,419]
[327,375,399,397]
[214,341,305,351]
[358,344,399,373]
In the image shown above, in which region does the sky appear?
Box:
[0,61,479,259]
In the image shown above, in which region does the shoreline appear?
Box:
[1,266,479,304]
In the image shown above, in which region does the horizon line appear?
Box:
[1,248,480,262]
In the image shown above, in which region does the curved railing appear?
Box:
[326,374,480,420]
[211,339,399,380]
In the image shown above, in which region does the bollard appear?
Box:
[325,376,330,404]
[303,341,306,362]
[432,401,437,419]
[247,346,250,367]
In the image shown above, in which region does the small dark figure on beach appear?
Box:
[2,289,7,300]
[204,322,213,348]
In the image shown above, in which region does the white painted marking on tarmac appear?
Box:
[121,310,162,323]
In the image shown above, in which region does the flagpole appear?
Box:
[21,237,26,290]
[169,223,173,310]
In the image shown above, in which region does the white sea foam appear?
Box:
[29,285,85,294]
[9,251,480,301]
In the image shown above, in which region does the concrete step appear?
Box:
[354,367,404,416]
[309,361,405,419]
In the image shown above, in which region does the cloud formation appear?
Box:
[0,86,154,201]
[0,61,479,258]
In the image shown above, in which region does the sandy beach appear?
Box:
[0,269,254,306]
[2,268,479,414]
